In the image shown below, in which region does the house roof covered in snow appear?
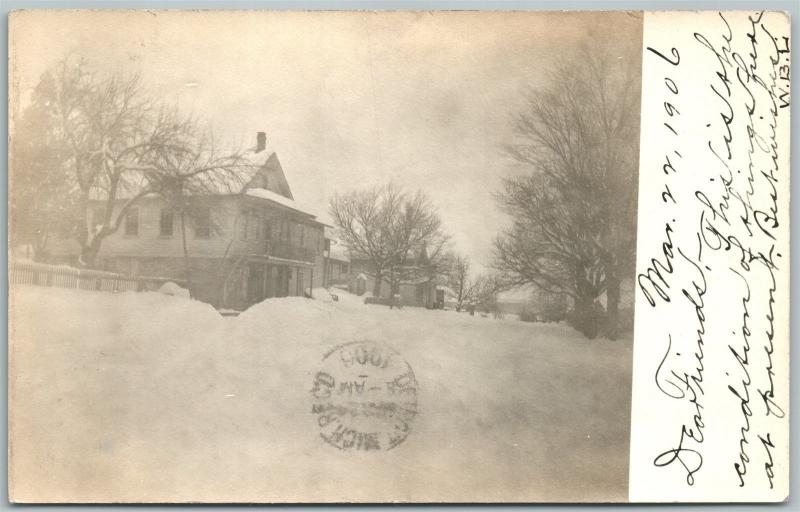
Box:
[497,285,535,303]
[239,151,294,199]
[88,145,333,226]
[327,242,350,263]
[435,284,457,297]
[89,148,270,200]
[244,187,328,224]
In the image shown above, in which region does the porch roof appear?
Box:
[246,254,315,268]
[243,188,332,227]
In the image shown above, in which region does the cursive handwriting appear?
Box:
[641,11,789,495]
[652,244,707,485]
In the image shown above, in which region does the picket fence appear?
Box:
[9,260,181,293]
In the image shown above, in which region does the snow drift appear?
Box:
[10,285,633,502]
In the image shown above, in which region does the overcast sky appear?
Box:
[10,10,641,272]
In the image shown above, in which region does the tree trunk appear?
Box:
[389,270,400,309]
[79,238,102,268]
[389,270,394,310]
[180,211,194,299]
[322,255,328,289]
[572,292,599,339]
[33,232,49,262]
[76,191,91,258]
[372,268,383,297]
[605,275,621,341]
[212,236,236,308]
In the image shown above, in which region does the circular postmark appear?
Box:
[310,340,418,451]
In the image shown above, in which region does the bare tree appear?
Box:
[446,254,480,312]
[16,56,251,271]
[494,32,641,339]
[329,183,403,297]
[456,272,502,317]
[40,57,161,265]
[385,190,450,303]
[474,274,502,312]
[141,123,252,298]
[329,184,450,301]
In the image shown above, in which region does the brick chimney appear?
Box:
[256,132,267,153]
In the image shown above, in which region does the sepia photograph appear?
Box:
[7,8,746,503]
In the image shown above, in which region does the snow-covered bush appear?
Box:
[158,282,190,298]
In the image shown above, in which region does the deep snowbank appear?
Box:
[10,285,633,502]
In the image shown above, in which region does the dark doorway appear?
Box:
[296,270,304,296]
[275,267,290,297]
[247,264,265,304]
[264,265,274,298]
[435,288,445,309]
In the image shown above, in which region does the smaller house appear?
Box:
[393,276,439,309]
[323,235,350,288]
[347,246,441,308]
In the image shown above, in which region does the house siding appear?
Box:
[325,259,349,287]
[347,258,436,308]
[45,194,326,309]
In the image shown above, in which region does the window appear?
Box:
[263,220,272,241]
[251,212,261,240]
[300,225,305,247]
[240,211,261,240]
[159,208,174,237]
[239,210,249,240]
[124,208,139,236]
[307,228,316,250]
[194,208,211,239]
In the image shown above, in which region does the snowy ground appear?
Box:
[9,285,633,502]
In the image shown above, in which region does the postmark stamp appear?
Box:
[310,340,418,451]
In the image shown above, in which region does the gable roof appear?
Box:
[328,243,350,263]
[99,149,295,200]
[242,151,294,200]
[89,148,336,224]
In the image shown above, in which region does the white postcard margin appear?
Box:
[629,11,791,502]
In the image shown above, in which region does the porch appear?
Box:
[221,254,315,310]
